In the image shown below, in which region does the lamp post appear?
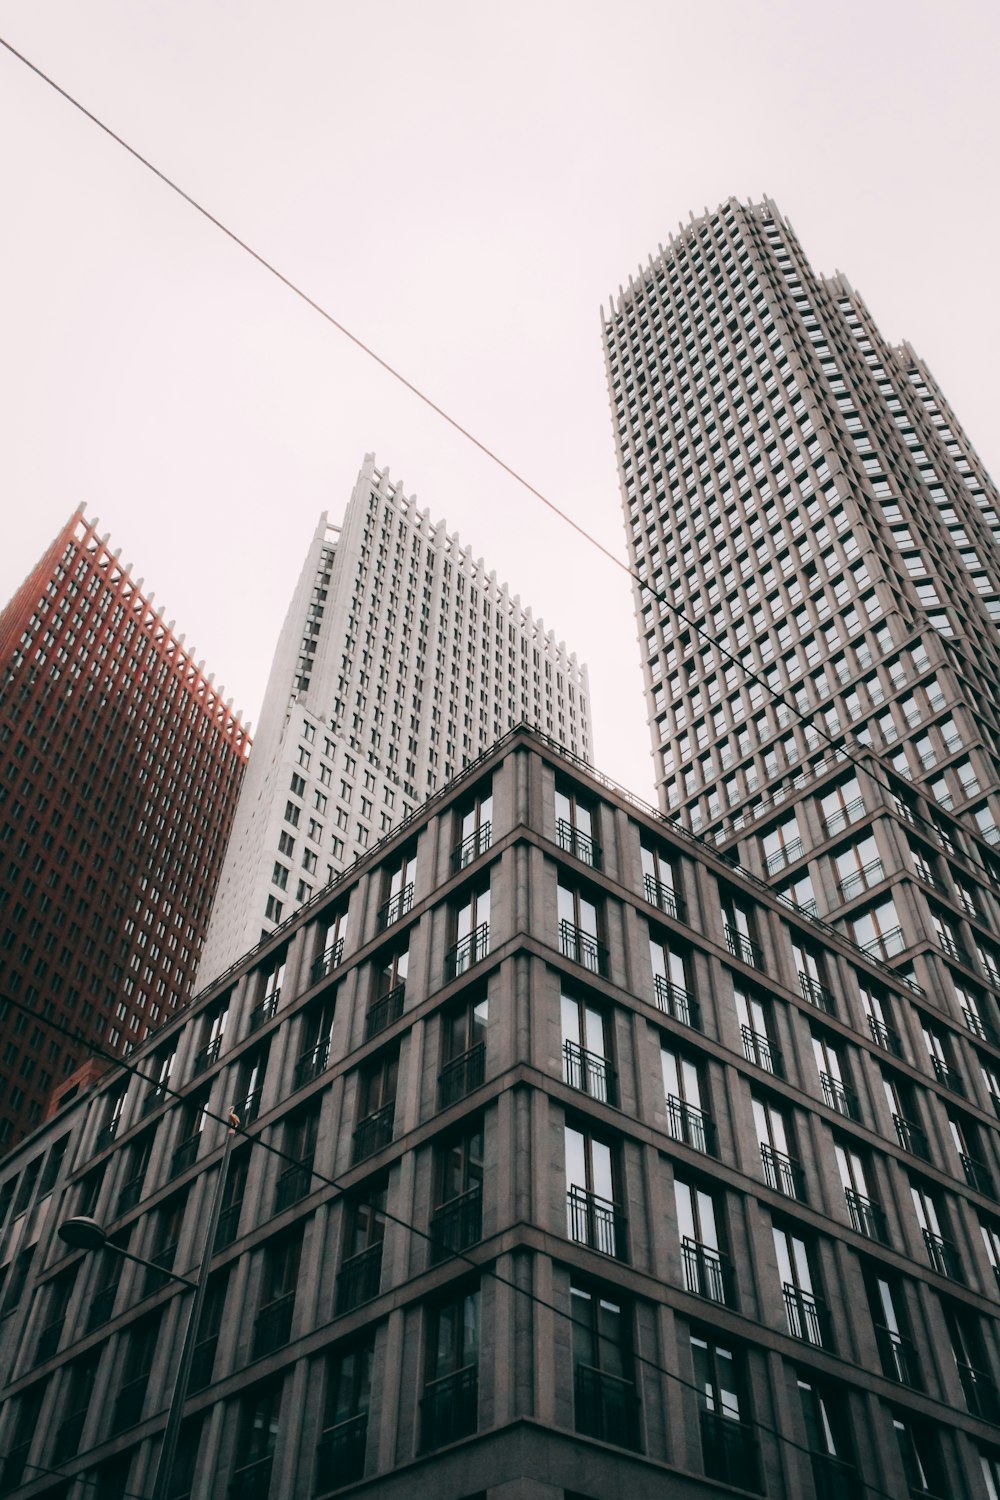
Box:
[59,1110,240,1500]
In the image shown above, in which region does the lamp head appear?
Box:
[59,1215,108,1251]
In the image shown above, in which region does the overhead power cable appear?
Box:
[0,983,933,1500]
[0,33,976,867]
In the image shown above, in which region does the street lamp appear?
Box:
[59,1110,240,1500]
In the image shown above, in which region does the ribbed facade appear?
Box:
[0,511,250,1150]
[2,728,1000,1499]
[198,454,590,984]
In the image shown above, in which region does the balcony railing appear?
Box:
[336,1241,383,1313]
[838,859,884,901]
[822,797,866,837]
[365,983,405,1040]
[430,1184,483,1263]
[961,1153,996,1197]
[438,1043,485,1109]
[252,1291,295,1360]
[86,1279,119,1332]
[962,1006,997,1044]
[799,972,835,1014]
[563,1040,616,1104]
[557,818,601,869]
[234,1086,262,1128]
[860,924,907,960]
[274,1160,313,1213]
[111,1374,148,1434]
[810,1453,860,1500]
[701,1410,761,1492]
[35,1315,65,1363]
[567,1185,626,1259]
[559,919,608,976]
[930,1055,964,1095]
[875,1326,921,1387]
[188,1332,219,1393]
[420,1365,478,1451]
[892,1114,931,1161]
[922,1228,962,1279]
[783,1283,830,1347]
[352,1103,394,1164]
[142,1085,170,1118]
[681,1237,734,1305]
[761,1143,807,1200]
[294,1038,331,1090]
[742,1025,781,1075]
[820,1072,860,1120]
[653,973,701,1030]
[377,882,413,931]
[248,992,280,1033]
[452,821,492,872]
[844,1188,888,1243]
[867,1014,903,1056]
[145,1239,179,1295]
[574,1363,641,1451]
[644,873,686,922]
[311,936,344,985]
[666,1095,716,1155]
[94,1118,120,1152]
[725,924,763,968]
[958,1361,1000,1422]
[229,1455,273,1500]
[52,1410,87,1463]
[445,922,490,980]
[214,1197,243,1251]
[315,1413,368,1492]
[170,1133,201,1179]
[117,1173,145,1215]
[191,1035,223,1077]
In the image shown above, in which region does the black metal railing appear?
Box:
[563,1039,616,1104]
[420,1365,478,1450]
[930,1055,965,1095]
[653,973,701,1029]
[445,922,490,980]
[681,1237,734,1305]
[142,1084,170,1117]
[315,1413,368,1491]
[875,1326,921,1387]
[252,1291,295,1360]
[958,1361,1000,1421]
[352,1103,394,1164]
[117,1173,145,1215]
[810,1452,860,1500]
[725,924,763,968]
[294,1039,331,1090]
[765,838,805,875]
[188,1333,219,1393]
[170,1133,201,1178]
[844,1188,888,1243]
[214,1197,243,1251]
[644,873,686,921]
[311,936,344,985]
[799,972,835,1014]
[336,1241,383,1314]
[838,859,884,901]
[86,1279,119,1331]
[962,1006,997,1044]
[234,1086,263,1128]
[559,919,608,976]
[274,1160,313,1213]
[823,797,866,837]
[761,1143,806,1200]
[557,818,601,869]
[700,1410,761,1492]
[366,984,405,1040]
[742,1024,781,1074]
[377,882,413,930]
[666,1095,716,1155]
[52,1410,87,1463]
[229,1454,273,1500]
[145,1240,179,1295]
[922,1228,961,1279]
[95,1118,120,1152]
[567,1185,626,1259]
[868,1014,903,1056]
[35,1314,65,1363]
[961,1153,996,1197]
[248,991,280,1033]
[452,822,492,872]
[111,1374,148,1434]
[574,1363,641,1450]
[820,1072,860,1120]
[783,1283,829,1347]
[893,1114,931,1161]
[430,1185,483,1263]
[192,1035,223,1077]
[438,1043,486,1108]
[861,924,907,961]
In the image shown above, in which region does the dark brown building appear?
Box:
[0,509,250,1149]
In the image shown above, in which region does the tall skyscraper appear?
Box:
[198,453,591,982]
[0,509,250,1149]
[604,197,1000,860]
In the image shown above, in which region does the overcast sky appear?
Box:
[1,1,998,802]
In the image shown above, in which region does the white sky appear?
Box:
[1,0,998,803]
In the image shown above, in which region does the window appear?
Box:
[864,1267,920,1386]
[692,1333,759,1490]
[295,999,336,1088]
[454,781,493,869]
[274,1108,318,1212]
[230,1383,282,1500]
[421,1286,479,1450]
[571,1281,640,1450]
[861,983,902,1055]
[378,849,416,929]
[312,907,349,982]
[193,1002,229,1077]
[216,1148,249,1250]
[722,896,763,967]
[430,1123,484,1261]
[53,1350,100,1461]
[893,1415,945,1500]
[111,1312,160,1433]
[834,834,883,900]
[641,842,681,918]
[439,992,488,1107]
[675,1177,732,1304]
[883,1073,930,1159]
[446,885,490,978]
[735,987,781,1074]
[820,776,864,835]
[565,1122,624,1258]
[851,897,904,959]
[797,1376,857,1496]
[773,1225,827,1346]
[662,1046,715,1154]
[812,1033,859,1119]
[368,944,408,1038]
[650,928,698,1026]
[315,1339,374,1491]
[561,989,614,1103]
[761,815,804,874]
[253,1232,302,1358]
[555,784,600,868]
[911,1180,961,1278]
[353,1052,398,1163]
[753,1096,804,1199]
[793,937,834,1013]
[945,1302,1000,1420]
[558,882,606,974]
[337,1183,386,1313]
